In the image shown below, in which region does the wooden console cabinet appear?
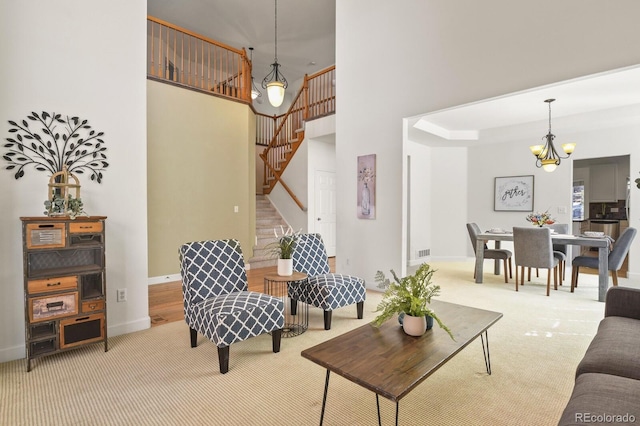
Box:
[21,216,107,371]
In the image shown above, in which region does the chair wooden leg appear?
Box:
[558,260,563,285]
[218,346,230,374]
[546,269,551,296]
[515,266,520,291]
[272,329,282,353]
[571,266,579,293]
[508,259,513,278]
[527,267,531,282]
[190,328,198,348]
[554,266,558,291]
[503,259,509,283]
[324,310,332,330]
[612,271,619,286]
[357,301,364,319]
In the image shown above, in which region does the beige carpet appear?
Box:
[2,261,635,426]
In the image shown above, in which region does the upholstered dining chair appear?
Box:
[550,223,570,283]
[528,223,570,284]
[571,227,637,292]
[466,223,513,283]
[513,227,559,296]
[179,239,284,374]
[289,233,366,330]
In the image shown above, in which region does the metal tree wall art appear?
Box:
[3,111,108,182]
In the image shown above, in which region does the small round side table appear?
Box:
[264,272,309,338]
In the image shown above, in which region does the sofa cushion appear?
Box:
[558,373,640,426]
[575,316,640,381]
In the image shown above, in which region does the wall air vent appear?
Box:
[416,249,430,258]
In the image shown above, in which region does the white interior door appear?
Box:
[315,170,337,256]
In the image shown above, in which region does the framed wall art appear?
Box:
[357,154,376,219]
[494,175,534,211]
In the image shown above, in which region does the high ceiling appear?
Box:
[147,0,336,93]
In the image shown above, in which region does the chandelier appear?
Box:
[529,99,576,172]
[262,0,288,107]
[248,47,261,100]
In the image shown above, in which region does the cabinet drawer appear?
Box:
[69,222,103,234]
[60,313,104,349]
[29,292,78,323]
[26,223,66,249]
[27,276,77,295]
[29,321,56,339]
[82,300,104,313]
[30,338,57,356]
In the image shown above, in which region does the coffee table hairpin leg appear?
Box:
[375,394,399,426]
[480,331,492,375]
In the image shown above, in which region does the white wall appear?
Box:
[0,1,148,362]
[337,0,640,287]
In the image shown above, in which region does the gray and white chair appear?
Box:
[289,233,365,330]
[550,223,570,283]
[466,223,513,283]
[513,227,559,296]
[571,227,637,292]
[179,239,284,374]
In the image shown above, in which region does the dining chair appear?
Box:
[466,223,513,283]
[571,227,637,292]
[550,223,569,283]
[528,223,569,284]
[179,239,284,374]
[513,227,559,296]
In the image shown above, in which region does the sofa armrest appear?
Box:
[604,287,640,320]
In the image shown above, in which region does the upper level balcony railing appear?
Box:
[147,16,251,102]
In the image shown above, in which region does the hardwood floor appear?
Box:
[148,258,336,327]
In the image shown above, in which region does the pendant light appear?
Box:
[262,0,288,107]
[529,99,576,172]
[248,47,262,100]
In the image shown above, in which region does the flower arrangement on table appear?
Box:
[267,225,302,259]
[373,263,454,339]
[525,211,555,227]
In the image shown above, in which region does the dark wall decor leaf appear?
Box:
[2,111,108,182]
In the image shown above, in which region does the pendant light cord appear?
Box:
[274,0,278,62]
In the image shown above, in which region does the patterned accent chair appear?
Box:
[288,233,365,330]
[179,239,284,374]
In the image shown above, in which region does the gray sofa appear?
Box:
[559,286,640,425]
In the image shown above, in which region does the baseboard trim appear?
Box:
[108,316,151,337]
[0,344,26,364]
[148,274,181,286]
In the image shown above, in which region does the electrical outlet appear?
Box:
[117,288,127,302]
[234,205,239,213]
[558,206,568,214]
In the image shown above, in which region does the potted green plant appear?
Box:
[373,263,454,339]
[44,194,86,219]
[267,226,302,276]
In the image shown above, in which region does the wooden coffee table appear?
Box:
[301,300,502,425]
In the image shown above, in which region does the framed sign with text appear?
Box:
[494,175,534,211]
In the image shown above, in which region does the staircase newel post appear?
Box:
[303,74,310,121]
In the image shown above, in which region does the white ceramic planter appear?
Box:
[277,258,293,276]
[402,314,427,336]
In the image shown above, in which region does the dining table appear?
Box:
[475,231,611,302]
